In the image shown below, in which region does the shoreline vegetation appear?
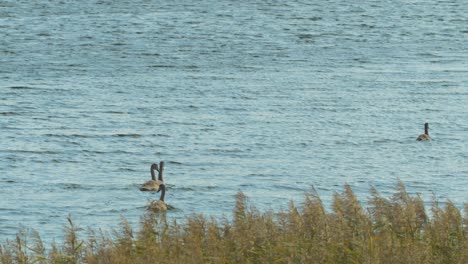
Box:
[1,182,466,264]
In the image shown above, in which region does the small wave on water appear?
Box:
[7,85,36,90]
[0,179,16,184]
[272,184,307,192]
[0,111,18,116]
[4,149,63,155]
[112,133,143,138]
[54,183,94,190]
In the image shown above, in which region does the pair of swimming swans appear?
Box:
[140,162,169,211]
[140,162,164,192]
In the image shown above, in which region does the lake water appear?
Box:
[1,0,467,243]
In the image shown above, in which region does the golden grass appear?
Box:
[1,182,466,264]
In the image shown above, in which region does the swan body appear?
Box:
[416,134,431,141]
[416,123,432,141]
[140,179,163,191]
[140,162,164,191]
[147,184,168,211]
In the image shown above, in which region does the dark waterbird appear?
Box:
[416,122,432,141]
[140,162,164,191]
[146,183,168,211]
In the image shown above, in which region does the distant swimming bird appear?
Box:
[416,122,432,141]
[140,162,164,191]
[147,184,168,211]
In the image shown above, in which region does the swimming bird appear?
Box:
[139,162,164,191]
[147,184,168,211]
[416,122,432,141]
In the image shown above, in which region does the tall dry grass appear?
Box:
[1,182,466,264]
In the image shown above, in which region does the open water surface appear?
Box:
[1,0,467,242]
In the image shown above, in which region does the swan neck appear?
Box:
[150,165,156,181]
[158,161,164,181]
[424,123,429,135]
[159,184,166,201]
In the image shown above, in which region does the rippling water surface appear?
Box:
[1,0,467,242]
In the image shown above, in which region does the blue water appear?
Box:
[1,0,467,243]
